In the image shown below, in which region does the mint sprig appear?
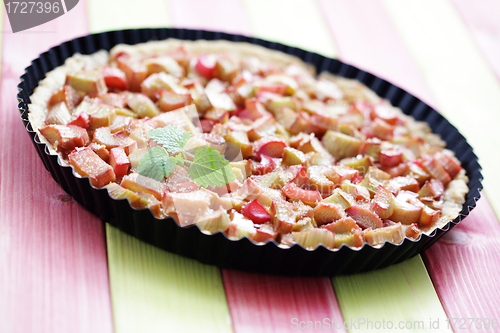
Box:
[136,126,236,188]
[148,126,191,153]
[136,147,177,181]
[188,146,236,188]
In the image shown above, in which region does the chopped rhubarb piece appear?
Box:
[255,81,287,95]
[163,190,215,226]
[127,93,160,118]
[48,85,81,110]
[141,72,188,100]
[363,223,405,246]
[408,161,431,185]
[271,200,296,234]
[334,230,364,248]
[359,138,382,160]
[116,56,148,92]
[214,56,238,82]
[227,212,257,239]
[251,224,278,243]
[380,149,403,167]
[74,98,117,129]
[314,202,344,226]
[45,102,72,125]
[244,99,270,121]
[389,198,422,225]
[370,185,396,219]
[405,223,422,240]
[322,189,354,210]
[242,200,271,224]
[283,182,322,204]
[323,217,360,234]
[292,229,335,249]
[252,155,276,175]
[195,207,230,234]
[435,152,462,179]
[164,166,199,193]
[366,117,394,140]
[68,147,115,187]
[339,156,373,176]
[418,178,445,199]
[325,166,360,185]
[346,205,383,229]
[39,124,89,152]
[92,127,116,149]
[282,147,307,166]
[68,112,90,129]
[89,143,109,162]
[307,166,335,194]
[253,137,287,159]
[371,104,399,125]
[158,90,192,112]
[408,198,441,227]
[102,67,128,90]
[200,119,215,133]
[287,165,309,188]
[144,56,184,78]
[98,93,127,108]
[422,158,451,186]
[389,176,420,193]
[246,114,277,141]
[322,130,363,160]
[341,181,370,201]
[382,162,410,178]
[109,147,130,178]
[105,183,149,208]
[204,108,229,123]
[66,70,107,95]
[121,172,167,200]
[339,107,364,128]
[195,54,216,79]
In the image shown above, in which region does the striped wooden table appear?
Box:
[1,1,499,332]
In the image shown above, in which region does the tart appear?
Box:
[28,39,469,251]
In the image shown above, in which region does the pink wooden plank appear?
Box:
[452,0,500,82]
[319,0,500,329]
[223,270,347,333]
[171,2,346,331]
[317,0,434,107]
[0,2,114,333]
[422,195,500,333]
[169,0,251,36]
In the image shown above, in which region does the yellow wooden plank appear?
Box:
[86,0,172,33]
[333,256,452,333]
[382,0,500,218]
[106,224,233,333]
[241,0,337,58]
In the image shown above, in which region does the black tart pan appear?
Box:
[17,28,483,276]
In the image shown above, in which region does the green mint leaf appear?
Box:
[148,126,191,153]
[188,146,236,188]
[172,153,185,166]
[137,147,176,181]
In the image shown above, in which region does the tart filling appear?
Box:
[29,39,468,250]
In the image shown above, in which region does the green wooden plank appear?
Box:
[332,256,452,333]
[241,0,337,58]
[86,0,172,33]
[106,224,233,333]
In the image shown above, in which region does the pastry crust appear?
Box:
[29,39,468,248]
